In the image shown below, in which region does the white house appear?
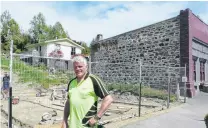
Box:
[24,38,85,70]
[26,38,84,59]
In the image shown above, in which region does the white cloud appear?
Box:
[1,2,59,31]
[1,1,199,45]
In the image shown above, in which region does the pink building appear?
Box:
[180,9,208,97]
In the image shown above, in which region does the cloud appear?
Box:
[1,1,197,45]
[199,4,208,24]
[1,2,58,31]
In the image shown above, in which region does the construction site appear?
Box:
[1,70,184,128]
[1,53,186,128]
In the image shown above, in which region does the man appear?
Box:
[62,55,113,128]
[1,72,10,100]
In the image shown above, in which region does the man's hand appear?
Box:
[88,117,98,127]
[61,120,68,128]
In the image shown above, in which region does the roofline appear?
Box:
[26,38,85,49]
[188,8,208,27]
[45,38,85,49]
[92,16,178,44]
[92,8,208,45]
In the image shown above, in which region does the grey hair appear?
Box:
[72,55,87,65]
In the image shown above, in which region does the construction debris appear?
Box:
[12,96,19,105]
[41,110,57,121]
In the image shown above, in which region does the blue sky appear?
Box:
[1,1,208,45]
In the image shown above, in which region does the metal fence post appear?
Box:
[9,39,13,128]
[167,67,170,109]
[139,59,142,117]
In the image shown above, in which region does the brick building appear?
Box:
[91,9,208,97]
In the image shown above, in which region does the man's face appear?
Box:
[73,61,87,79]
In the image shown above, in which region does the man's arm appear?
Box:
[63,99,70,122]
[62,99,69,128]
[88,95,113,126]
[88,75,114,126]
[97,95,113,118]
[90,74,114,118]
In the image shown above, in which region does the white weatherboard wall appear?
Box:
[46,42,82,60]
[76,48,81,54]
[60,45,72,60]
[46,43,55,57]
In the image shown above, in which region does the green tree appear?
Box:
[1,10,11,44]
[47,22,68,40]
[53,22,67,38]
[81,42,90,55]
[1,11,24,53]
[29,12,49,43]
[19,32,32,51]
[8,19,23,53]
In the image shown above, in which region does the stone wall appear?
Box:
[91,16,182,89]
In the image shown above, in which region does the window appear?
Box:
[200,62,205,81]
[71,47,76,55]
[193,60,196,81]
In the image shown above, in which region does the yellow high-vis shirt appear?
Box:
[67,73,109,128]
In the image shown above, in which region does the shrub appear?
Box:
[107,83,177,102]
[205,114,208,128]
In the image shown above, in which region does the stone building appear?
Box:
[90,9,208,97]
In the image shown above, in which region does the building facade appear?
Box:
[90,9,208,97]
[23,38,84,70]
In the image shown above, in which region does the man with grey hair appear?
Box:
[62,55,113,128]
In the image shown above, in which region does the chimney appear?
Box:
[96,34,103,41]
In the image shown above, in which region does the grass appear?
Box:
[1,56,73,88]
[107,83,177,102]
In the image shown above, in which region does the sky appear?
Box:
[1,1,208,45]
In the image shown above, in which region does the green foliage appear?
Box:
[1,10,11,43]
[48,22,68,39]
[81,42,90,55]
[205,113,208,120]
[29,13,68,43]
[1,10,29,53]
[1,56,72,88]
[107,83,177,102]
[14,49,21,54]
[29,12,48,43]
[205,114,208,128]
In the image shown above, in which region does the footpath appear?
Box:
[122,92,208,128]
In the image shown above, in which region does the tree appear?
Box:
[20,32,32,51]
[81,42,90,55]
[1,10,11,44]
[1,11,24,53]
[48,22,68,40]
[29,12,49,43]
[8,19,23,53]
[53,22,67,38]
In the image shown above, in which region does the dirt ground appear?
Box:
[0,70,182,128]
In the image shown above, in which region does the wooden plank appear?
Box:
[34,123,61,128]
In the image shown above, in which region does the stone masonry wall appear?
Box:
[91,16,182,89]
